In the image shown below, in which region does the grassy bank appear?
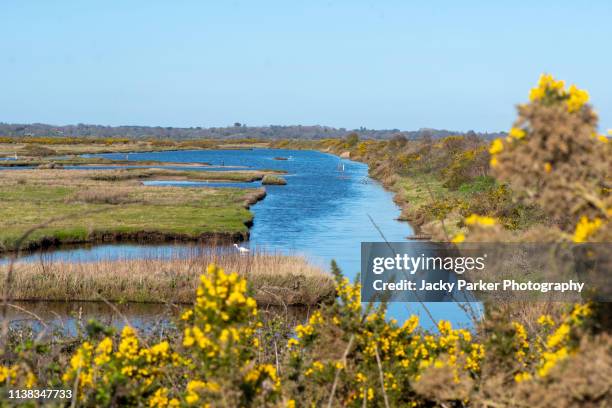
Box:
[0,157,217,167]
[273,136,544,240]
[0,168,271,252]
[1,252,334,306]
[0,138,267,157]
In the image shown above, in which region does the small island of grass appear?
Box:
[261,174,287,185]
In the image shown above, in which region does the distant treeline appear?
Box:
[0,122,504,141]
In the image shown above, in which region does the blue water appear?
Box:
[6,149,476,328]
[88,148,409,275]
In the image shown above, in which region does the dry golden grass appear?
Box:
[0,141,182,156]
[0,251,335,306]
[0,140,273,157]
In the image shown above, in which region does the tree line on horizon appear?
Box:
[0,122,504,141]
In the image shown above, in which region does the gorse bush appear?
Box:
[1,75,610,406]
[1,264,603,407]
[452,74,610,244]
[489,74,610,236]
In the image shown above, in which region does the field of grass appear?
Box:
[86,167,279,182]
[0,138,271,157]
[1,251,334,306]
[0,168,270,252]
[0,156,216,167]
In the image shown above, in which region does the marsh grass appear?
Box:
[261,174,287,185]
[0,169,269,251]
[67,188,140,205]
[0,250,334,306]
[88,168,278,182]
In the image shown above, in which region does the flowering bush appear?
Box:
[2,263,605,407]
[1,75,610,406]
[489,74,610,238]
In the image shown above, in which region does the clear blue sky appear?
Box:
[1,1,611,132]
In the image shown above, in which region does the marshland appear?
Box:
[1,145,435,321]
[2,0,612,404]
[1,94,611,405]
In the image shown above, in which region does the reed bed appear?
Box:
[0,250,335,306]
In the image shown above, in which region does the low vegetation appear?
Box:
[0,75,609,407]
[0,157,213,167]
[0,169,270,252]
[1,252,334,306]
[262,175,287,185]
[0,262,608,407]
[86,167,279,182]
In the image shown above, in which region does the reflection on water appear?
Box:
[6,300,309,337]
[4,149,477,328]
[7,300,177,337]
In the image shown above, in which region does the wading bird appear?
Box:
[233,243,250,254]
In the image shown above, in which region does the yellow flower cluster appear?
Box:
[488,138,504,167]
[464,214,497,227]
[0,364,36,388]
[289,276,486,406]
[289,310,326,355]
[429,320,483,383]
[591,132,609,144]
[179,264,281,405]
[242,364,281,397]
[184,379,220,404]
[337,276,361,311]
[529,73,589,113]
[529,74,565,101]
[148,387,179,408]
[489,138,503,155]
[61,325,181,404]
[194,264,257,321]
[182,264,259,363]
[513,304,592,382]
[512,322,530,366]
[572,216,603,242]
[508,127,526,140]
[567,85,590,113]
[50,263,271,406]
[537,314,555,327]
[451,233,466,243]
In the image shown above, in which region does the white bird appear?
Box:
[233,243,250,254]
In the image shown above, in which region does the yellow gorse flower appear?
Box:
[567,84,589,113]
[537,315,555,327]
[508,127,526,140]
[451,233,465,243]
[572,216,603,242]
[489,138,504,155]
[529,73,589,112]
[464,214,497,227]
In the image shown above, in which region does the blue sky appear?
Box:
[1,1,611,132]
